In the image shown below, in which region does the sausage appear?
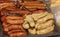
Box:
[3,23,27,34]
[25,15,35,27]
[5,8,30,15]
[2,23,22,31]
[24,1,46,5]
[7,19,24,24]
[2,23,24,30]
[36,25,54,34]
[8,30,23,34]
[9,32,27,37]
[25,6,46,9]
[23,21,30,29]
[7,25,23,31]
[0,3,15,10]
[35,20,54,29]
[10,10,30,15]
[36,13,54,23]
[6,16,24,20]
[32,12,48,21]
[28,28,36,34]
[24,1,46,9]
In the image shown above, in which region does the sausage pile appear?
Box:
[0,0,55,37]
[23,12,54,34]
[1,8,27,37]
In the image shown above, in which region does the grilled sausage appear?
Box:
[9,32,27,37]
[6,16,24,20]
[5,8,30,15]
[23,1,46,9]
[8,30,24,34]
[7,25,23,31]
[0,3,15,10]
[7,19,24,24]
[2,23,23,31]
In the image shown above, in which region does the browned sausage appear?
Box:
[5,8,30,15]
[9,32,27,37]
[2,22,24,31]
[6,16,24,20]
[8,29,25,34]
[7,19,24,24]
[8,25,21,29]
[0,2,15,10]
[32,10,46,14]
[23,1,46,9]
